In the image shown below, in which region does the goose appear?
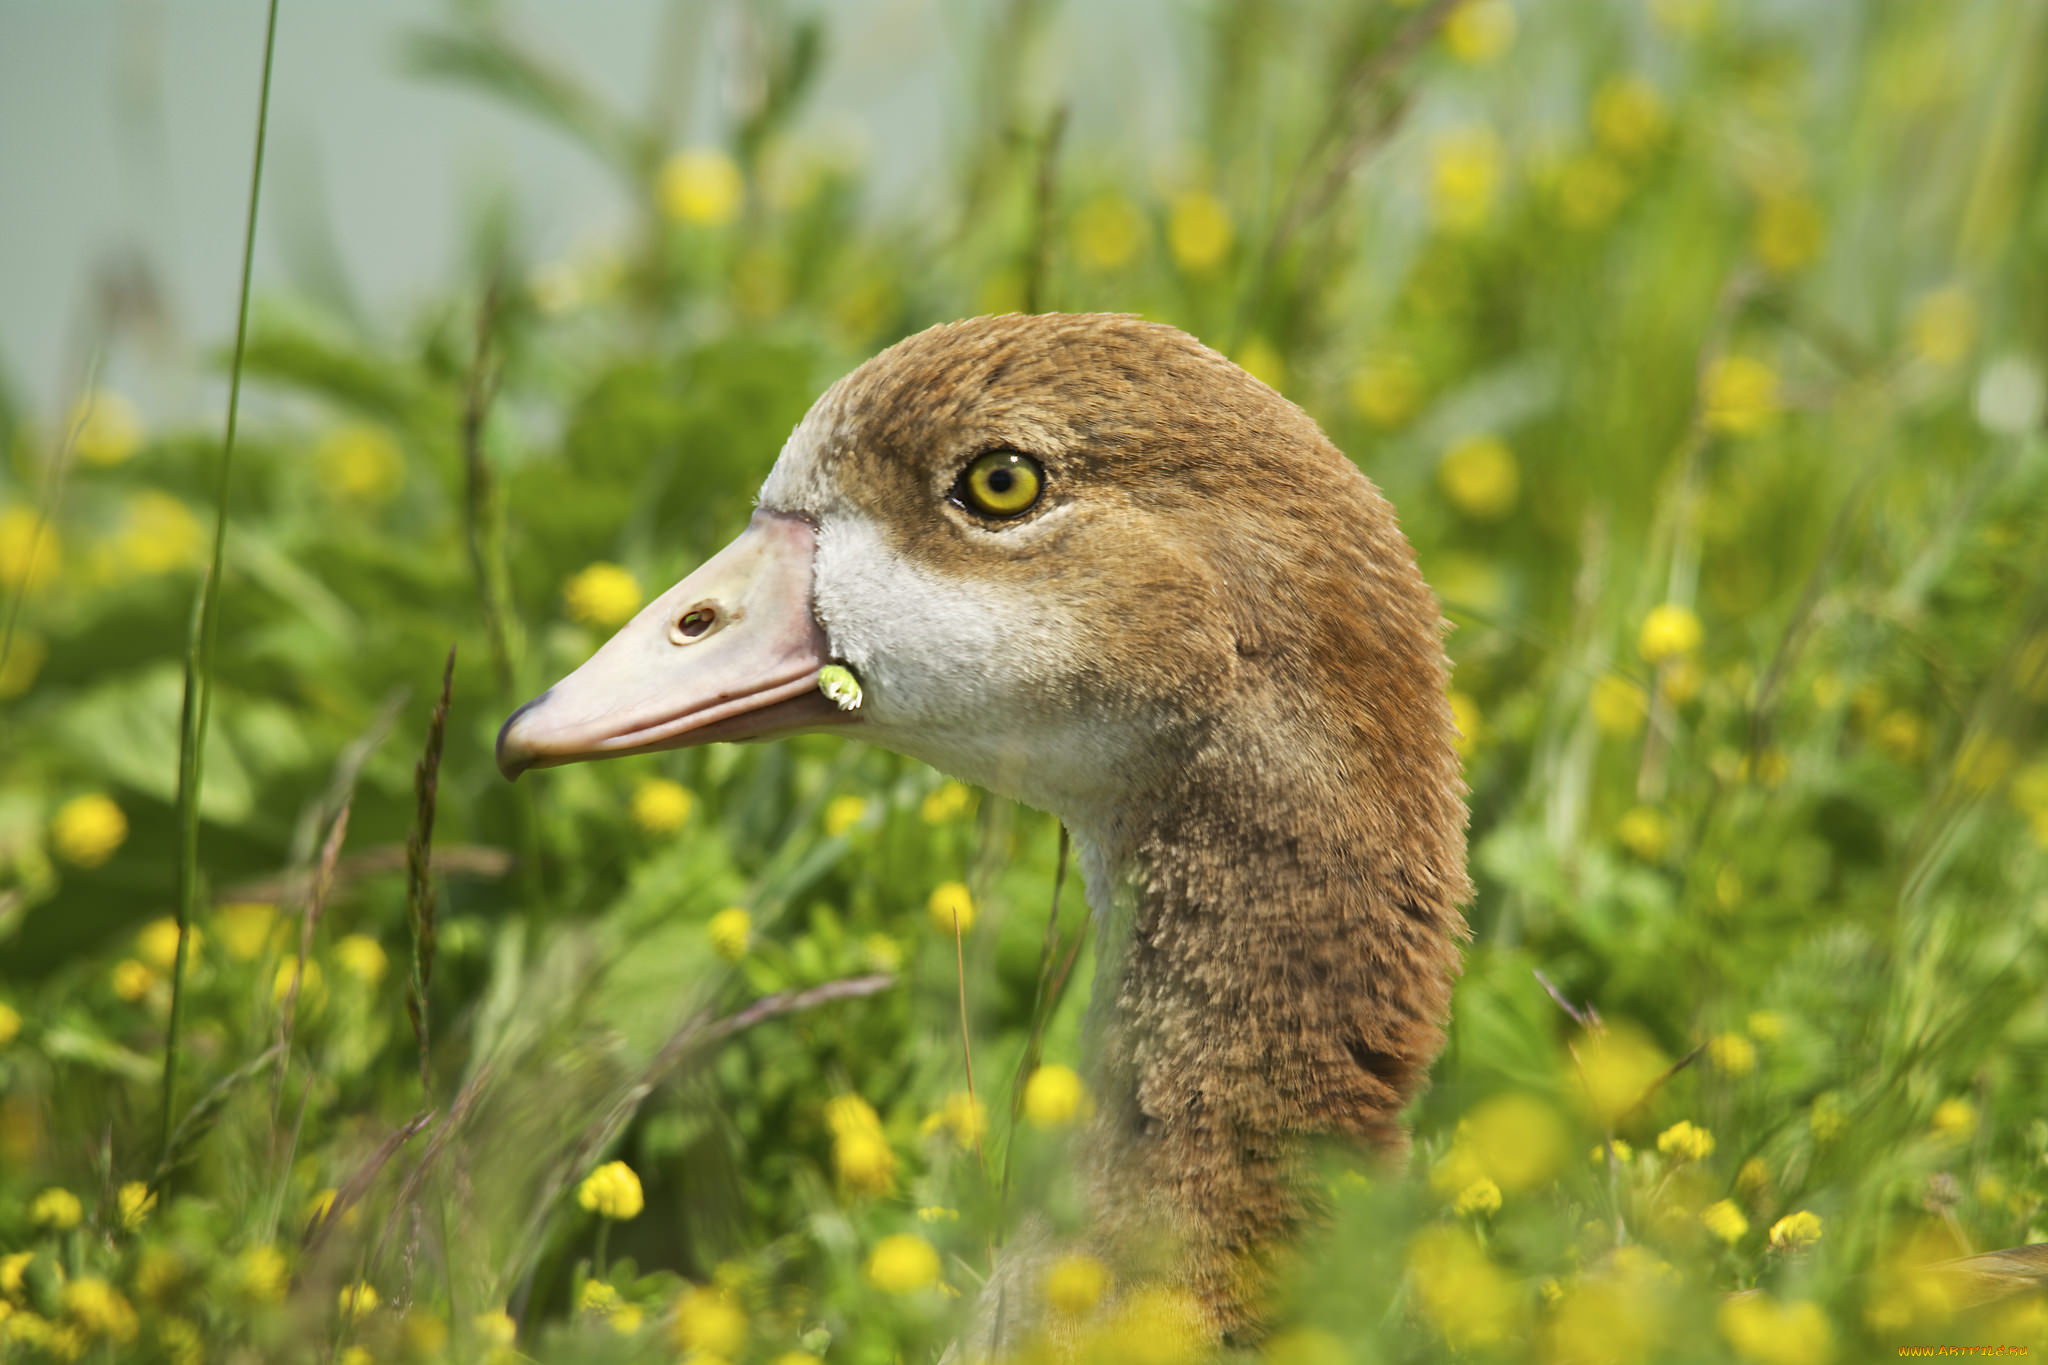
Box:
[496,312,1472,1349]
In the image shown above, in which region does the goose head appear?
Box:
[500,314,1463,880]
[498,312,1469,1342]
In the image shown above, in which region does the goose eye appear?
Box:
[955,450,1044,519]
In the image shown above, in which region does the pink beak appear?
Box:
[496,510,856,778]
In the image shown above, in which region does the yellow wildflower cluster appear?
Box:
[658,148,743,226]
[1638,603,1703,664]
[1754,194,1826,274]
[671,1284,746,1356]
[62,1277,138,1344]
[31,1187,83,1229]
[826,1093,896,1195]
[1575,1026,1668,1123]
[232,1245,290,1302]
[334,934,388,986]
[1709,1032,1757,1076]
[1930,1096,1977,1142]
[1234,338,1285,392]
[708,907,751,963]
[0,1002,19,1049]
[114,491,203,576]
[1700,1198,1750,1244]
[1023,1064,1090,1129]
[1044,1253,1112,1316]
[921,779,973,823]
[117,1182,156,1231]
[632,777,694,834]
[1431,126,1502,234]
[0,629,47,698]
[1347,351,1424,428]
[1446,691,1480,759]
[1438,434,1519,520]
[563,562,641,628]
[1407,1225,1519,1349]
[823,794,867,837]
[924,1090,987,1148]
[1166,191,1232,274]
[272,958,325,1009]
[338,1281,380,1320]
[865,1233,940,1294]
[927,880,975,934]
[217,902,278,960]
[1768,1209,1823,1250]
[1443,0,1515,65]
[52,793,127,868]
[1703,355,1782,435]
[314,424,405,504]
[578,1280,643,1334]
[1591,673,1648,736]
[1657,1120,1715,1162]
[1592,76,1670,158]
[576,1160,645,1221]
[1617,806,1671,862]
[1453,1176,1502,1217]
[1072,193,1147,272]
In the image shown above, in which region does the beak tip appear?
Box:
[495,690,551,782]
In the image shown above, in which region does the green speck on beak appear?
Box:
[818,664,864,712]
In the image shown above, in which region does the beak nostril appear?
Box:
[672,603,720,644]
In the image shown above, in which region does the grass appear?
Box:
[1,1,2046,1362]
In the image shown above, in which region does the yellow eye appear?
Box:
[957,450,1044,518]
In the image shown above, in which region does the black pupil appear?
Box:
[986,467,1014,494]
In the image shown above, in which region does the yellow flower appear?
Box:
[69,390,144,466]
[707,907,750,962]
[314,423,405,504]
[833,1128,896,1195]
[1873,708,1926,762]
[1703,355,1781,436]
[0,509,59,594]
[1657,1120,1714,1163]
[865,1234,940,1294]
[1754,194,1825,274]
[272,958,324,1009]
[825,1093,883,1138]
[337,1283,379,1322]
[1,1250,34,1295]
[0,630,46,699]
[52,793,127,868]
[864,933,903,973]
[1650,0,1714,36]
[112,960,156,1003]
[216,902,278,960]
[672,1284,747,1355]
[1072,193,1147,271]
[1931,1096,1977,1142]
[577,1160,645,1221]
[1701,1199,1749,1244]
[1638,604,1703,664]
[135,918,189,970]
[0,1002,19,1049]
[1709,1033,1757,1076]
[1045,1253,1112,1316]
[1407,1225,1519,1349]
[1908,286,1977,367]
[823,793,867,837]
[579,1281,623,1320]
[1617,806,1671,861]
[1737,1157,1771,1198]
[1446,691,1480,759]
[1431,126,1502,234]
[773,1356,824,1365]
[917,1205,959,1223]
[1589,1139,1633,1166]
[1458,1092,1567,1192]
[632,777,693,834]
[658,148,743,226]
[1454,1176,1502,1217]
[1166,192,1232,273]
[1747,1010,1785,1043]
[1438,435,1519,520]
[1809,1092,1846,1144]
[927,881,975,934]
[116,491,203,575]
[159,1317,202,1365]
[1575,1026,1667,1124]
[117,1182,156,1231]
[334,934,388,986]
[927,1090,987,1148]
[306,1188,340,1227]
[232,1244,289,1301]
[61,1277,138,1343]
[32,1187,83,1229]
[1235,337,1286,392]
[563,562,641,627]
[921,780,973,823]
[474,1309,517,1346]
[1024,1064,1090,1128]
[1592,76,1669,158]
[1443,0,1515,65]
[1591,674,1647,736]
[1348,351,1424,428]
[1768,1210,1824,1252]
[1556,153,1629,230]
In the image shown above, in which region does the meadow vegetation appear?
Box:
[2,0,2047,1361]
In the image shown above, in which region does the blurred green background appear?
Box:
[2,1,2047,1362]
